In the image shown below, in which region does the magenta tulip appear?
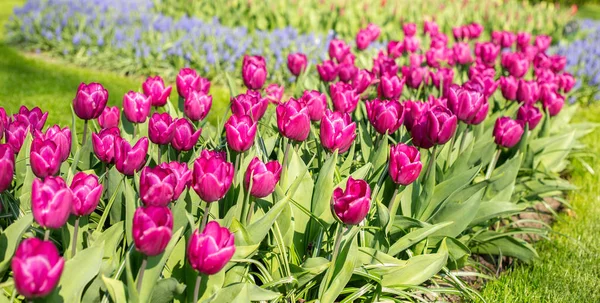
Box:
[0,144,14,193]
[516,32,531,50]
[356,29,372,50]
[424,21,439,35]
[192,150,234,202]
[494,117,524,148]
[299,90,327,121]
[320,109,356,154]
[92,127,121,164]
[149,113,176,146]
[70,172,103,216]
[409,54,424,67]
[133,206,173,256]
[142,76,172,107]
[287,53,308,76]
[556,73,576,93]
[541,91,565,117]
[387,41,404,59]
[500,76,518,101]
[366,23,381,41]
[244,157,282,198]
[317,60,338,82]
[403,23,417,37]
[378,74,404,100]
[276,99,311,142]
[162,162,192,200]
[97,106,120,129]
[501,53,529,78]
[447,84,487,124]
[140,165,178,206]
[32,176,73,229]
[225,114,257,152]
[373,52,398,77]
[242,55,267,90]
[338,62,358,83]
[352,69,374,94]
[453,42,474,65]
[430,68,454,94]
[30,136,61,179]
[516,79,539,104]
[365,99,404,135]
[115,137,149,176]
[11,238,64,299]
[73,82,108,120]
[331,82,359,113]
[550,55,567,73]
[231,90,269,122]
[188,221,235,275]
[122,91,151,124]
[402,66,427,90]
[517,104,543,130]
[411,105,458,149]
[403,100,430,131]
[176,68,210,98]
[467,23,483,39]
[38,125,71,162]
[389,143,422,186]
[265,83,285,105]
[184,90,212,122]
[328,39,351,62]
[171,118,202,152]
[475,42,501,67]
[535,35,552,52]
[5,115,30,153]
[403,36,420,53]
[332,177,371,225]
[0,108,6,141]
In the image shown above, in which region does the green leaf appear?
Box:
[311,151,338,225]
[202,282,280,303]
[367,136,389,183]
[246,196,290,245]
[0,214,32,275]
[387,221,453,256]
[319,227,359,303]
[123,178,137,246]
[91,221,124,259]
[471,202,527,226]
[470,231,538,263]
[48,245,104,303]
[429,188,485,238]
[380,240,448,288]
[150,278,186,303]
[101,275,128,303]
[290,257,329,288]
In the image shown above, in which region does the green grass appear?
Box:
[577,3,600,20]
[479,105,600,302]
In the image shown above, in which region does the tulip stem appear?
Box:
[485,149,502,180]
[157,144,161,164]
[444,134,457,172]
[282,140,292,169]
[193,274,203,303]
[82,120,89,146]
[424,145,438,182]
[136,256,148,292]
[324,224,345,288]
[71,216,80,258]
[199,203,211,231]
[245,198,255,226]
[44,229,50,241]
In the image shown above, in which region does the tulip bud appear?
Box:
[5,115,30,153]
[142,76,172,107]
[556,73,576,93]
[115,137,149,176]
[516,79,539,104]
[320,109,356,154]
[330,82,359,113]
[244,157,282,198]
[541,91,565,117]
[516,32,531,50]
[188,221,235,275]
[30,136,61,179]
[411,105,458,149]
[453,26,465,41]
[98,106,120,129]
[430,33,449,49]
[401,66,427,90]
[276,99,311,142]
[32,176,73,229]
[265,84,284,105]
[494,117,524,148]
[387,41,404,59]
[332,177,371,225]
[501,52,529,78]
[149,113,176,146]
[365,99,404,135]
[161,161,191,200]
[92,127,121,164]
[373,52,399,77]
[171,118,202,152]
[133,206,173,256]
[366,23,381,41]
[467,23,483,39]
[549,55,566,73]
[534,35,552,52]
[140,165,177,206]
[0,144,15,193]
[225,114,257,152]
[447,85,487,125]
[356,29,372,50]
[38,125,71,162]
[73,83,108,120]
[453,42,474,65]
[338,63,358,83]
[352,69,374,94]
[403,23,417,37]
[192,150,234,202]
[403,36,420,53]
[500,76,518,101]
[475,42,501,67]
[70,172,103,216]
[328,39,351,63]
[517,104,543,130]
[122,91,151,124]
[11,238,64,299]
[242,55,267,90]
[231,90,268,122]
[378,74,404,100]
[184,90,212,122]
[403,100,430,131]
[299,90,327,121]
[176,68,210,98]
[389,143,422,185]
[287,53,308,76]
[316,60,338,82]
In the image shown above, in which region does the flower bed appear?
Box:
[0,10,593,303]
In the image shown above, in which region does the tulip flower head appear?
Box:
[276,99,311,142]
[97,106,120,129]
[242,55,267,90]
[11,238,64,299]
[176,68,210,98]
[188,221,235,275]
[140,165,178,206]
[184,90,212,122]
[411,105,458,149]
[73,83,108,120]
[493,117,524,148]
[389,143,422,186]
[265,83,285,105]
[171,118,202,152]
[332,177,371,225]
[331,82,360,113]
[92,127,121,164]
[133,206,173,256]
[225,114,257,152]
[122,91,151,124]
[115,136,149,176]
[0,144,15,193]
[37,125,71,162]
[142,76,172,107]
[244,157,282,198]
[70,172,103,216]
[32,176,73,229]
[287,53,308,76]
[192,150,234,202]
[30,136,61,179]
[149,113,176,146]
[365,98,404,135]
[320,110,356,154]
[231,90,269,122]
[299,90,327,121]
[517,104,543,130]
[316,60,338,82]
[161,161,192,200]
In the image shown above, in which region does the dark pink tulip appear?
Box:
[453,42,474,65]
[534,35,552,52]
[332,177,371,225]
[244,157,282,198]
[30,136,61,179]
[11,238,64,299]
[373,52,399,77]
[533,53,552,70]
[475,42,500,67]
[316,60,339,82]
[32,176,72,229]
[176,68,210,98]
[378,74,404,99]
[516,32,531,50]
[494,117,524,148]
[15,106,48,131]
[522,45,539,61]
[465,75,498,99]
[320,109,356,154]
[328,39,351,63]
[192,150,234,202]
[287,53,308,76]
[149,113,176,145]
[409,54,425,67]
[70,172,103,216]
[365,99,404,135]
[403,23,417,37]
[242,55,267,90]
[330,82,359,113]
[387,41,404,59]
[73,83,108,120]
[161,162,191,200]
[411,105,458,149]
[501,53,529,78]
[431,33,449,49]
[424,20,439,35]
[356,29,371,50]
[401,66,427,90]
[188,221,235,275]
[92,127,120,164]
[403,100,430,131]
[265,83,285,105]
[549,55,567,73]
[225,114,257,152]
[516,79,539,104]
[556,73,576,93]
[467,23,483,39]
[541,91,565,116]
[184,90,212,122]
[338,62,358,83]
[37,125,71,162]
[133,206,173,256]
[98,106,120,129]
[389,143,422,186]
[123,91,151,124]
[469,64,496,80]
[230,90,268,121]
[452,26,465,41]
[492,31,516,48]
[276,99,311,142]
[428,95,448,108]
[171,118,201,152]
[403,36,420,53]
[366,23,381,40]
[535,68,556,85]
[5,115,29,153]
[140,165,177,206]
[352,69,374,94]
[447,85,486,125]
[142,76,172,107]
[115,137,149,176]
[517,104,543,130]
[538,81,558,102]
[299,90,327,121]
[500,76,519,101]
[0,144,14,193]
[430,68,454,94]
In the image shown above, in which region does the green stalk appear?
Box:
[71,216,80,258]
[44,229,50,241]
[485,149,502,180]
[193,274,203,303]
[81,120,89,146]
[444,133,457,172]
[424,145,438,182]
[324,224,345,288]
[136,256,148,292]
[199,202,212,231]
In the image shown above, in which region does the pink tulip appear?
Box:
[366,23,381,41]
[429,68,454,95]
[176,68,210,98]
[403,100,430,131]
[0,108,6,141]
[287,53,308,76]
[411,105,458,149]
[365,99,404,135]
[403,36,420,53]
[356,29,372,50]
[320,109,356,154]
[133,206,173,256]
[188,221,235,275]
[501,52,529,78]
[352,69,374,94]
[30,136,61,179]
[516,79,539,104]
[32,176,73,229]
[447,84,487,125]
[276,99,311,141]
[475,42,501,67]
[142,76,172,107]
[500,76,519,101]
[378,74,404,99]
[332,177,371,225]
[328,39,351,63]
[5,115,30,153]
[70,172,103,216]
[389,143,422,186]
[331,82,359,113]
[184,90,212,122]
[122,91,151,124]
[171,118,201,152]
[149,113,176,146]
[161,161,192,200]
[403,23,417,37]
[98,106,120,129]
[265,84,285,105]
[231,90,268,122]
[242,55,267,90]
[541,91,565,116]
[11,238,64,299]
[316,60,338,82]
[225,114,257,152]
[534,35,552,52]
[517,104,543,130]
[0,144,15,193]
[73,83,108,120]
[516,32,531,50]
[453,42,474,65]
[424,21,439,36]
[37,125,71,162]
[115,137,149,176]
[299,90,327,121]
[387,41,404,59]
[92,127,121,164]
[556,73,576,93]
[192,150,234,202]
[373,52,398,76]
[494,117,524,148]
[401,66,427,90]
[338,62,358,83]
[140,165,178,206]
[244,157,282,198]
